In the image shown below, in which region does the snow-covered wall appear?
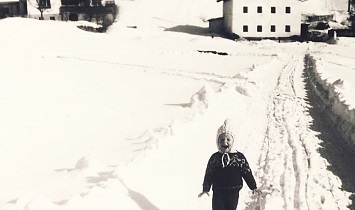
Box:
[304,54,355,152]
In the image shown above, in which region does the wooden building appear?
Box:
[0,0,27,18]
[60,0,117,26]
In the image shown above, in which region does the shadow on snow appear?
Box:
[164,25,216,37]
[118,177,160,210]
[303,69,355,209]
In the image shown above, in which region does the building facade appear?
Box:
[0,0,27,18]
[223,0,301,38]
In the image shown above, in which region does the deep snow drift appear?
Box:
[0,0,355,209]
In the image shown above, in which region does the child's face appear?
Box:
[217,133,234,153]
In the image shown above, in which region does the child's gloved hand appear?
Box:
[252,189,262,196]
[198,191,210,198]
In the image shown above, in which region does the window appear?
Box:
[2,8,9,15]
[69,13,79,21]
[271,7,276,13]
[257,25,262,32]
[285,7,291,13]
[257,6,262,13]
[243,6,248,13]
[271,25,276,32]
[243,25,248,32]
[285,25,291,32]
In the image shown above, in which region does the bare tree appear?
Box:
[349,0,352,13]
[28,0,51,19]
[349,0,355,13]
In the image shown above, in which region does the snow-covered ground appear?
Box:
[0,0,354,209]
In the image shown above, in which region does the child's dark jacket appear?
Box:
[202,151,257,192]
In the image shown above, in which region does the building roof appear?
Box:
[0,0,19,3]
[208,17,223,22]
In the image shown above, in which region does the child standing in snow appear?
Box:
[198,119,261,210]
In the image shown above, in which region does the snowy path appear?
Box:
[243,50,351,210]
[250,54,310,210]
[116,47,354,210]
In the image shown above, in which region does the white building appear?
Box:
[26,0,61,20]
[222,0,301,38]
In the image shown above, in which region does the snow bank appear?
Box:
[304,54,355,152]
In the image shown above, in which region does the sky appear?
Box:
[0,0,354,209]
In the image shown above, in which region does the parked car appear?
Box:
[308,29,330,42]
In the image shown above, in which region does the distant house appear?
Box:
[26,0,61,20]
[59,0,117,25]
[211,0,301,39]
[208,17,224,34]
[0,0,27,18]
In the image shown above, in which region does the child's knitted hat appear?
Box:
[216,119,236,167]
[216,119,235,141]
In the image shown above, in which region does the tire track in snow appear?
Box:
[56,55,231,85]
[285,64,309,210]
[252,52,352,210]
[252,55,310,210]
[272,57,307,210]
